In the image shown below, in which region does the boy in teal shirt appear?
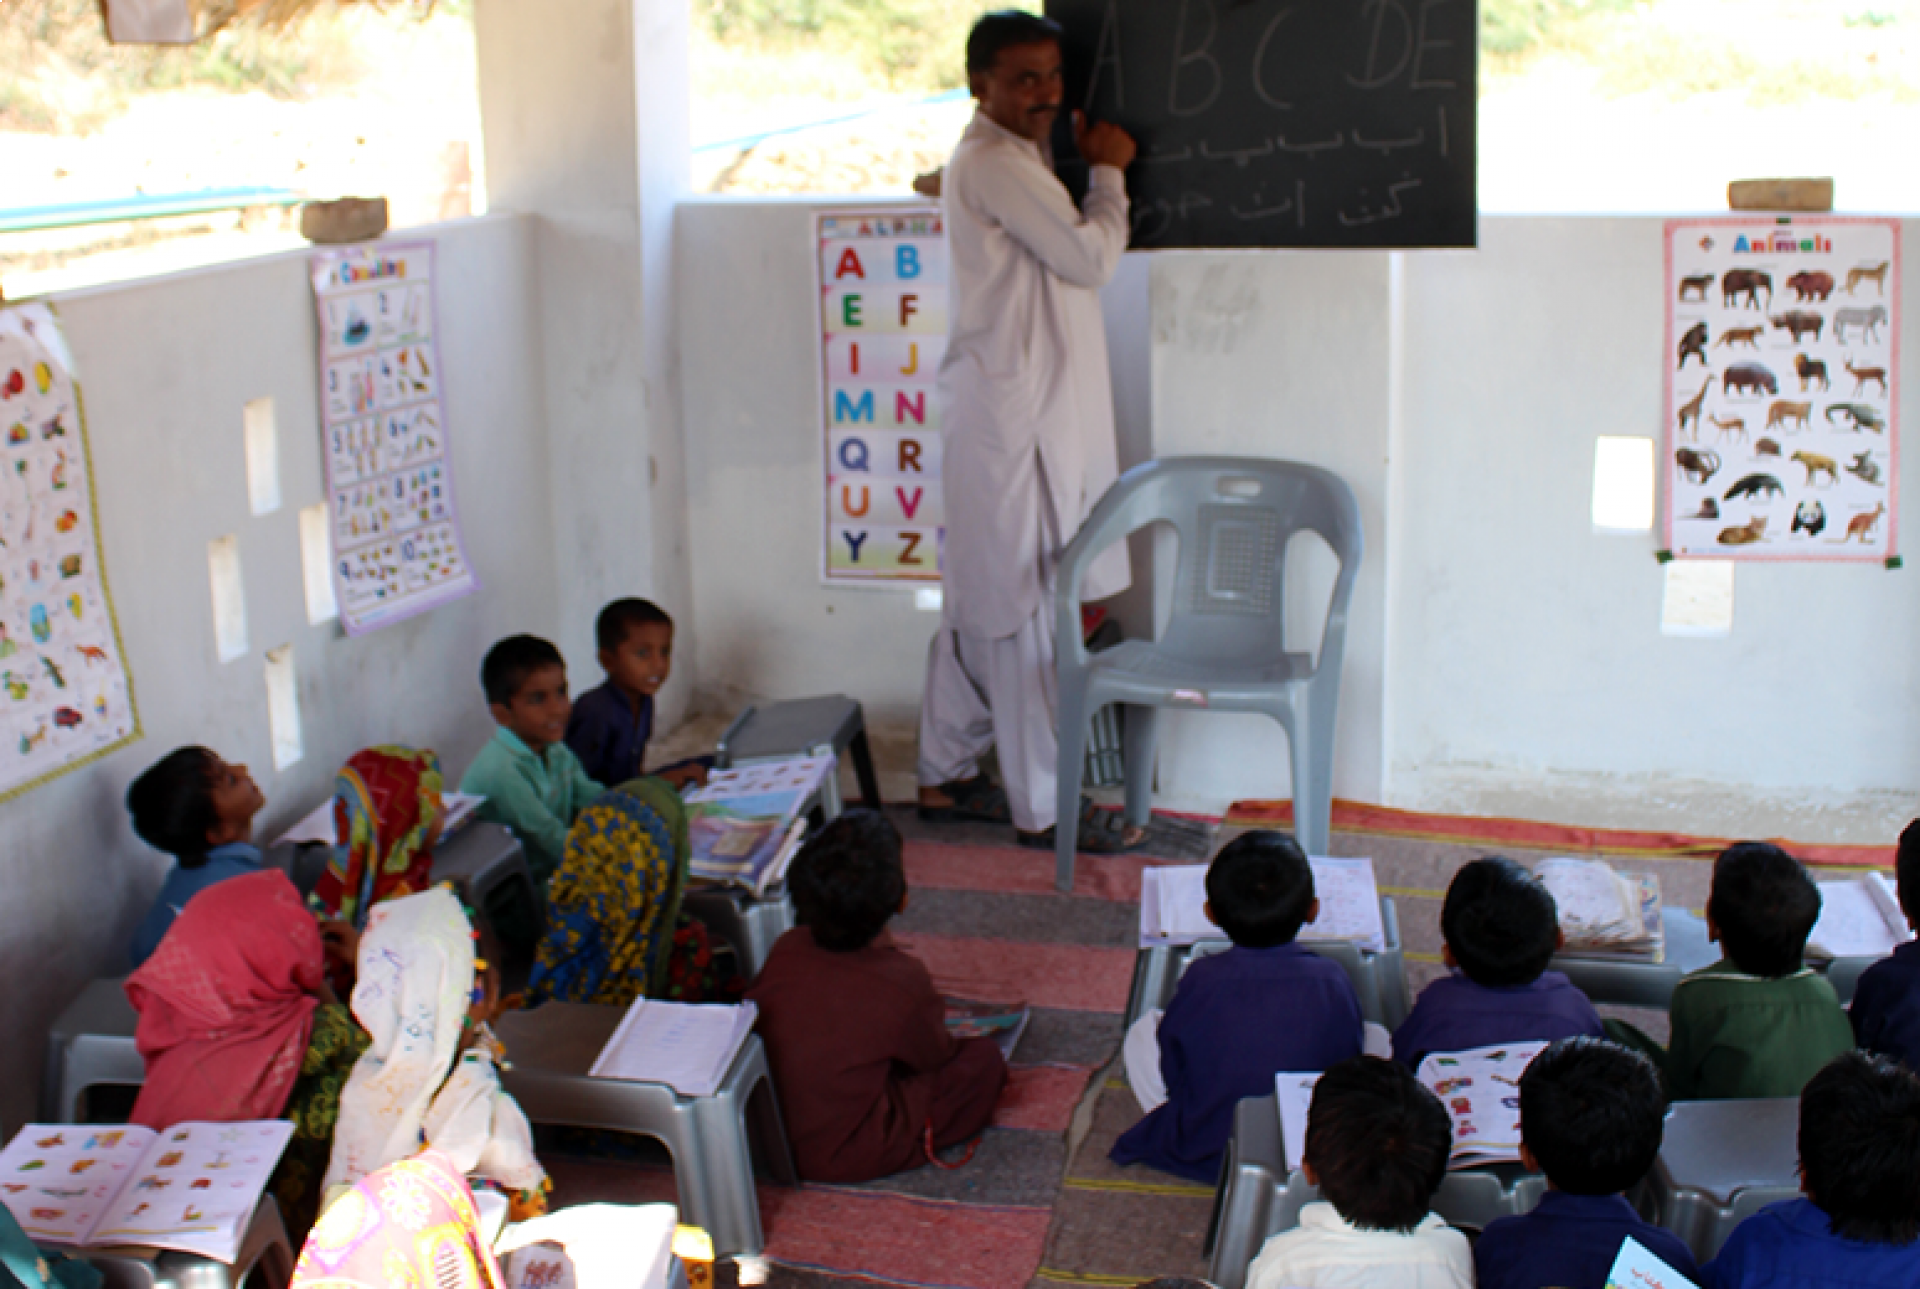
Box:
[1667,841,1852,1100]
[461,635,604,886]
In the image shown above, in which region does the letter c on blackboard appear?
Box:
[1252,7,1295,110]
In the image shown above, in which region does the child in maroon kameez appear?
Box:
[747,811,1005,1182]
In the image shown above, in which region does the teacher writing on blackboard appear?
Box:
[916,10,1146,856]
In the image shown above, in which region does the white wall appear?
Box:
[0,213,553,1130]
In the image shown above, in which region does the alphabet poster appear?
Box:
[1663,218,1900,561]
[310,242,479,633]
[817,207,947,584]
[0,303,140,804]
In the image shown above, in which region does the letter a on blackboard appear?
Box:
[1088,0,1125,109]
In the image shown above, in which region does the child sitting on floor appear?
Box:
[126,747,268,968]
[565,598,707,790]
[1475,1037,1700,1289]
[461,635,604,886]
[1112,831,1363,1182]
[747,810,1006,1183]
[1666,842,1852,1100]
[1703,1050,1920,1288]
[1392,856,1604,1069]
[1246,1056,1472,1289]
[1849,820,1920,1070]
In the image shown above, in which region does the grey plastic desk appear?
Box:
[715,695,881,815]
[1207,1092,1544,1289]
[1555,909,1878,1009]
[1645,1097,1799,1263]
[1128,897,1411,1030]
[430,821,542,939]
[82,1196,294,1289]
[681,887,795,978]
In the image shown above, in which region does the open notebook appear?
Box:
[589,999,759,1098]
[1809,872,1911,960]
[1139,858,1386,953]
[1539,858,1664,962]
[1417,1041,1548,1167]
[275,790,483,846]
[0,1121,292,1262]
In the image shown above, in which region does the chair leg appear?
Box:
[689,1094,768,1258]
[1286,697,1336,858]
[1055,681,1092,893]
[847,727,884,811]
[1121,704,1160,830]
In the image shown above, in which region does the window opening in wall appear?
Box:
[264,643,304,770]
[1661,560,1734,637]
[207,534,248,662]
[243,396,280,516]
[1592,436,1654,533]
[298,503,339,625]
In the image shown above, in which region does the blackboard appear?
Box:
[1044,0,1478,249]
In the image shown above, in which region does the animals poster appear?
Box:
[1664,218,1900,561]
[310,241,479,633]
[816,207,947,584]
[0,303,139,804]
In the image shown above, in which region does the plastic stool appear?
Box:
[495,1003,797,1260]
[1646,1098,1799,1262]
[716,696,882,815]
[86,1197,295,1289]
[42,977,143,1123]
[680,888,796,979]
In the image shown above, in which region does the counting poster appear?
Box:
[311,241,478,633]
[1663,218,1900,562]
[0,303,139,803]
[816,207,947,584]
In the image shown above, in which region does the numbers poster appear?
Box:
[1663,218,1900,561]
[0,303,139,804]
[816,207,947,584]
[311,242,479,633]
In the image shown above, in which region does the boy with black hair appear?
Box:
[1112,831,1363,1182]
[1704,1050,1920,1287]
[461,634,604,885]
[1475,1037,1701,1289]
[1849,820,1920,1069]
[1246,1056,1472,1289]
[1392,857,1604,1069]
[565,598,707,790]
[126,747,267,967]
[1667,841,1852,1100]
[747,810,1006,1183]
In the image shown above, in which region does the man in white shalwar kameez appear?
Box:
[916,11,1143,852]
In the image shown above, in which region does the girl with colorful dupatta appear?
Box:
[310,746,446,929]
[292,1150,506,1289]
[528,778,738,1005]
[323,887,550,1221]
[124,870,370,1240]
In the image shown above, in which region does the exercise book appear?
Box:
[1273,1072,1322,1175]
[0,1121,291,1262]
[1809,872,1911,959]
[589,1000,759,1098]
[1138,859,1386,952]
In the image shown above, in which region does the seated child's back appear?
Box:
[126,748,267,968]
[1475,1037,1700,1289]
[1392,857,1604,1069]
[1704,1051,1920,1288]
[1669,842,1852,1101]
[1246,1056,1473,1289]
[1850,821,1920,1070]
[748,811,1006,1184]
[1111,832,1363,1183]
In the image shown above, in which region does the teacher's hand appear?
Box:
[1074,112,1136,171]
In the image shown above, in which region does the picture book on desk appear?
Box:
[1605,1235,1693,1289]
[1809,872,1912,960]
[0,1121,292,1262]
[1416,1041,1549,1167]
[1539,859,1664,963]
[1139,858,1386,952]
[684,756,833,894]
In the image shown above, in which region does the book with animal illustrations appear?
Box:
[1416,1041,1550,1168]
[0,1121,291,1262]
[1809,872,1912,960]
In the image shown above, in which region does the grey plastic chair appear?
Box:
[1644,1097,1799,1263]
[42,976,144,1122]
[1055,458,1364,892]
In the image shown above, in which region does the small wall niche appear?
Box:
[1661,560,1734,636]
[243,397,281,516]
[207,535,249,662]
[298,503,339,625]
[264,644,304,770]
[1592,436,1654,533]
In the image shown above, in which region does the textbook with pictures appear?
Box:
[685,756,833,895]
[1539,859,1664,962]
[944,998,1029,1061]
[590,999,759,1097]
[1809,872,1912,960]
[1138,858,1386,953]
[0,1121,292,1262]
[1415,1041,1549,1167]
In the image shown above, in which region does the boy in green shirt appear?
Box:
[461,634,605,886]
[1667,841,1853,1100]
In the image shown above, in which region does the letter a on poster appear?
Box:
[817,206,948,584]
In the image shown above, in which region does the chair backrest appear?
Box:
[1059,457,1364,668]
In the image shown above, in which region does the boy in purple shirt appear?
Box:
[1704,1051,1920,1289]
[565,598,706,791]
[1393,856,1605,1069]
[1850,820,1920,1070]
[1475,1037,1700,1289]
[1112,831,1364,1183]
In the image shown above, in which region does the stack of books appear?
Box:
[1538,858,1664,963]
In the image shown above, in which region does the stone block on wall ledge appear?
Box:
[301,198,391,245]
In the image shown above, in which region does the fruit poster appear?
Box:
[0,303,140,804]
[1663,217,1900,561]
[310,241,478,633]
[816,206,947,584]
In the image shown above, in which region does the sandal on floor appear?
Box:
[917,774,1012,824]
[1016,799,1150,855]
